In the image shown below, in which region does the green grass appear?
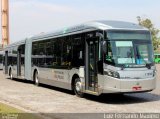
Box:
[0,102,23,113]
[0,102,42,119]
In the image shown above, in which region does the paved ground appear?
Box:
[0,65,160,119]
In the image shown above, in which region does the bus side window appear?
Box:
[61,37,72,67]
[71,34,85,67]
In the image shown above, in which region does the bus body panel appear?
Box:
[117,67,156,79]
[102,76,156,93]
[12,64,17,78]
[25,39,32,80]
[31,67,82,90]
[101,65,156,94]
[38,68,71,90]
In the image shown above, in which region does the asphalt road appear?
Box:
[0,65,160,119]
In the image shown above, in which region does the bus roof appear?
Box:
[5,20,149,49]
[30,20,148,41]
[5,39,26,49]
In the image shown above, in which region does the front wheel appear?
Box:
[73,78,84,98]
[34,71,40,86]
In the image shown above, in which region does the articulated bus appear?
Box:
[3,21,156,97]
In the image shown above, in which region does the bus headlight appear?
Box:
[113,72,120,78]
[104,70,120,78]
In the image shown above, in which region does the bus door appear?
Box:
[17,45,25,77]
[17,48,21,76]
[17,44,25,76]
[85,38,99,92]
[5,51,8,74]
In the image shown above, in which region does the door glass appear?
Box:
[89,41,94,87]
[88,40,98,91]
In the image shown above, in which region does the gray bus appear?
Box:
[3,21,156,97]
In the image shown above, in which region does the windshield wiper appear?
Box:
[121,64,125,70]
[146,63,151,69]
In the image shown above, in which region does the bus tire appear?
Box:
[73,78,84,98]
[9,68,13,80]
[34,71,40,86]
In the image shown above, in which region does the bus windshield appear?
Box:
[104,30,154,68]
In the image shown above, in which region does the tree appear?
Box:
[137,16,160,50]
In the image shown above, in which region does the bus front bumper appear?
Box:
[101,76,156,94]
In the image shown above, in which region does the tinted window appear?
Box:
[18,44,25,65]
[32,34,85,69]
[71,34,85,67]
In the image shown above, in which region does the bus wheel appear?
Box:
[74,78,84,98]
[34,71,40,86]
[9,69,13,80]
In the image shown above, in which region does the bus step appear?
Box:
[85,90,99,96]
[17,76,25,80]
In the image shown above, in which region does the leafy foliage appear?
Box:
[137,16,160,50]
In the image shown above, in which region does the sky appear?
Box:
[0,0,160,43]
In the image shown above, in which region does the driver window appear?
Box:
[105,42,114,64]
[106,42,113,61]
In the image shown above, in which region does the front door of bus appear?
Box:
[85,38,99,92]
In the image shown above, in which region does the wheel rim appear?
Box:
[35,72,39,85]
[76,82,82,92]
[74,79,82,95]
